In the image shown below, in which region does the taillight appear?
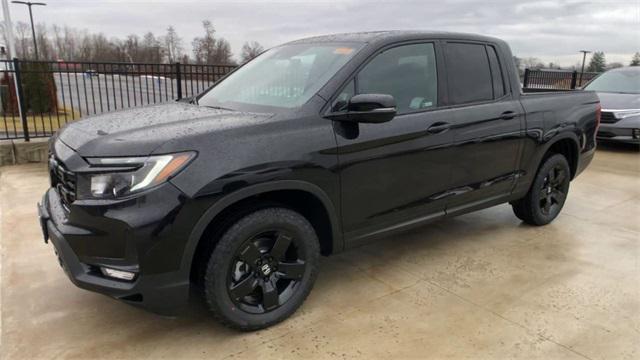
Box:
[595,103,601,131]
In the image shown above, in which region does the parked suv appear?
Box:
[38,31,599,330]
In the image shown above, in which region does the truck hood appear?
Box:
[596,92,640,110]
[57,103,274,157]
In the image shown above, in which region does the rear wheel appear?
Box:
[203,207,319,331]
[511,154,571,226]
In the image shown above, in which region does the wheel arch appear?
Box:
[540,134,581,180]
[181,180,342,284]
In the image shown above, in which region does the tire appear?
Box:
[511,154,571,226]
[203,207,320,331]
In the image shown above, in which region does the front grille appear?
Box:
[600,111,618,124]
[49,156,77,210]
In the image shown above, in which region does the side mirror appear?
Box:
[326,94,396,123]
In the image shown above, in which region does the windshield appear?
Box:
[585,69,640,94]
[198,43,363,111]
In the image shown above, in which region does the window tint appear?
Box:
[445,43,493,105]
[356,43,437,114]
[487,46,506,98]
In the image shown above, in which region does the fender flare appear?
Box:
[530,131,581,179]
[179,180,343,276]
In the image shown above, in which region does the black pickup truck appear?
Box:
[38,31,600,330]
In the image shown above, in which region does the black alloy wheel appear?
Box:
[228,230,307,314]
[511,153,571,226]
[538,165,568,217]
[204,207,319,331]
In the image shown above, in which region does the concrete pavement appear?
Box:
[1,144,638,359]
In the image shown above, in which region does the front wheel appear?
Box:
[511,153,571,226]
[203,207,320,331]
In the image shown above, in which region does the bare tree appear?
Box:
[163,26,183,63]
[512,56,522,71]
[192,20,233,64]
[241,41,264,63]
[52,24,65,59]
[547,62,561,70]
[15,21,31,58]
[7,20,238,63]
[77,32,93,61]
[192,20,217,64]
[62,26,81,60]
[141,32,162,63]
[214,38,234,64]
[521,57,545,70]
[35,23,53,60]
[123,34,140,62]
[90,33,114,61]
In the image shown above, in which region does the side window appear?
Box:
[445,42,493,105]
[356,43,438,114]
[487,45,506,98]
[331,80,355,112]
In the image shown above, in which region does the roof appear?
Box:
[284,30,504,46]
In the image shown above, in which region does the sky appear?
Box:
[2,0,639,66]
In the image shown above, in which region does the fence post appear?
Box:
[13,58,29,142]
[523,68,530,88]
[175,62,182,100]
[570,70,577,89]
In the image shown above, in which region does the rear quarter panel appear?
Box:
[513,91,599,198]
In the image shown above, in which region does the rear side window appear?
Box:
[356,43,438,114]
[445,42,493,105]
[487,46,506,98]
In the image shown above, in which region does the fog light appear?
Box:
[100,267,136,281]
[633,129,640,139]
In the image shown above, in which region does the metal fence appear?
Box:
[523,69,599,90]
[1,60,604,141]
[0,59,236,140]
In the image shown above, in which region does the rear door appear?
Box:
[443,42,525,214]
[331,42,456,244]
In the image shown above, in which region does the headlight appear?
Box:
[78,152,195,199]
[612,109,640,120]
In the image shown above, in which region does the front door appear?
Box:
[331,42,455,245]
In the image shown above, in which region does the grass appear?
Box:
[1,108,79,136]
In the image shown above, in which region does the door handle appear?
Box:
[500,111,517,120]
[427,122,451,134]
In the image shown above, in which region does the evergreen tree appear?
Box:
[630,52,640,66]
[587,51,606,72]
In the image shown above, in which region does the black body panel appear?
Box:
[39,31,599,313]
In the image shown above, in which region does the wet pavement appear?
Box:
[1,144,638,359]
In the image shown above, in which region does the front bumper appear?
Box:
[597,124,640,144]
[38,186,193,315]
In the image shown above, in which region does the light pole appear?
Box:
[11,1,46,60]
[579,50,591,86]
